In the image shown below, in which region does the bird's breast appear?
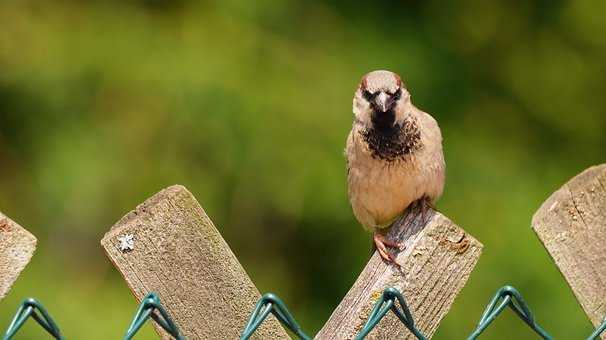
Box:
[348,155,423,229]
[346,114,445,230]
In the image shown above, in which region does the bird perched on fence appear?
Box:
[346,70,445,264]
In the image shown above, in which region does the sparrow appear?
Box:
[346,70,445,264]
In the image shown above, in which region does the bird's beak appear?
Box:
[375,92,390,112]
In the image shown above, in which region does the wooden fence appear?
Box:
[1,164,605,339]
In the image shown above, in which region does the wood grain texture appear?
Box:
[532,164,606,336]
[316,204,482,339]
[0,212,37,300]
[101,185,289,340]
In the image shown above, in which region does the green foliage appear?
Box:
[0,0,604,338]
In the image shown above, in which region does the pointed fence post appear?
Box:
[0,212,37,301]
[316,204,483,339]
[101,185,289,340]
[532,164,606,339]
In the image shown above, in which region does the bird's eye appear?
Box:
[392,88,402,100]
[362,90,375,101]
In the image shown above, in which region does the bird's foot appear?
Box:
[373,232,404,266]
[417,196,436,224]
[423,196,436,210]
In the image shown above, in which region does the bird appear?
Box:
[345,70,445,264]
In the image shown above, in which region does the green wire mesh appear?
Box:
[355,287,426,340]
[587,318,606,340]
[240,293,311,340]
[242,287,605,339]
[123,292,184,340]
[2,298,64,340]
[1,288,603,339]
[467,285,552,340]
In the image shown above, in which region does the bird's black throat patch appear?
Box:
[360,116,422,162]
[371,109,396,131]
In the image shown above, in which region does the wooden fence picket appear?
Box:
[101,185,289,340]
[0,212,37,301]
[533,164,606,339]
[316,203,483,340]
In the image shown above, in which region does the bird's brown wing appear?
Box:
[346,158,351,176]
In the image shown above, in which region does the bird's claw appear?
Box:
[373,233,405,266]
[416,196,435,225]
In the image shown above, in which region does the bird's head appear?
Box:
[353,70,411,132]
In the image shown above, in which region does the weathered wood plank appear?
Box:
[0,212,37,300]
[316,204,483,339]
[532,164,606,336]
[101,185,289,340]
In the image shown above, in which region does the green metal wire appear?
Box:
[123,292,184,340]
[1,287,602,340]
[467,285,552,340]
[240,293,311,340]
[2,298,64,340]
[355,287,426,340]
[587,318,606,340]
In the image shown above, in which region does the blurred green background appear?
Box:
[1,0,605,339]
